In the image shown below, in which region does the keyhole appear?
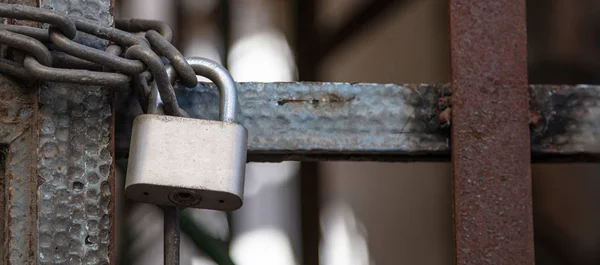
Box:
[169,190,201,206]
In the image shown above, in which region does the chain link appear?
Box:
[0,3,200,116]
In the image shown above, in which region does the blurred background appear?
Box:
[114,0,600,264]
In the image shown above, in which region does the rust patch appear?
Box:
[438,96,452,109]
[529,109,541,126]
[277,98,319,106]
[439,108,451,125]
[107,3,116,265]
[277,93,355,106]
[322,94,355,104]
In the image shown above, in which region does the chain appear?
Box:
[0,3,200,116]
[0,4,217,264]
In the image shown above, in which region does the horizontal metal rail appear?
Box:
[115,82,600,162]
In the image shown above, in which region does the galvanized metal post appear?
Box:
[449,0,535,264]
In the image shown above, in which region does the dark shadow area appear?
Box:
[528,0,600,264]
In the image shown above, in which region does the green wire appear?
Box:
[180,210,236,265]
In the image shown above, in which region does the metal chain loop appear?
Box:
[0,29,51,65]
[115,18,173,43]
[72,17,149,47]
[146,30,198,88]
[125,44,187,117]
[0,3,201,117]
[49,27,147,74]
[23,54,131,86]
[0,4,76,39]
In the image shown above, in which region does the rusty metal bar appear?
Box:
[449,0,535,264]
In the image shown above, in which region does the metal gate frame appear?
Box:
[0,0,591,264]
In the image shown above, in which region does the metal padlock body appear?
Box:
[125,114,247,211]
[125,57,248,211]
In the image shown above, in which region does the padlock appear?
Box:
[125,57,247,211]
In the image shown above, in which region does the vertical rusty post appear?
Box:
[449,1,535,265]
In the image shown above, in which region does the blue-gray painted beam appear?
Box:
[117,82,600,162]
[179,82,448,162]
[117,82,449,162]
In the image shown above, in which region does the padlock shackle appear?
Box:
[166,57,238,123]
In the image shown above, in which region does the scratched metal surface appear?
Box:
[37,0,114,264]
[116,82,449,162]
